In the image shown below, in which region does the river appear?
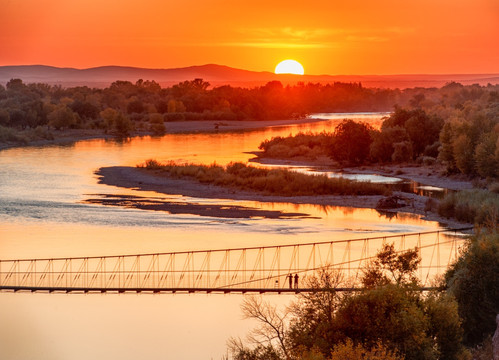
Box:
[0,113,451,360]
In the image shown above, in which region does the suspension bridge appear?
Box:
[0,228,472,294]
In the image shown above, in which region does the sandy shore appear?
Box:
[95,166,472,229]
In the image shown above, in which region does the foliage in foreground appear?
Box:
[445,230,499,346]
[138,160,389,196]
[229,244,469,360]
[329,339,404,360]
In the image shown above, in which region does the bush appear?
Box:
[140,159,162,170]
[391,141,413,162]
[331,120,373,165]
[149,113,166,135]
[0,125,26,143]
[259,132,334,160]
[438,189,499,226]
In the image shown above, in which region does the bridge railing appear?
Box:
[0,228,471,293]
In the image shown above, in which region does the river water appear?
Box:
[0,113,451,360]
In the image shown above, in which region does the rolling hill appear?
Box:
[1,64,498,89]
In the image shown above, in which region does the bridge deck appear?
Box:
[0,286,441,294]
[0,228,472,295]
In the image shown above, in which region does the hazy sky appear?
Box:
[1,0,498,74]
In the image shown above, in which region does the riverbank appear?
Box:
[0,118,322,152]
[95,166,472,229]
[252,156,474,192]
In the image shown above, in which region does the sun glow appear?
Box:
[275,59,305,75]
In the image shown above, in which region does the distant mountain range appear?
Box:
[1,64,498,89]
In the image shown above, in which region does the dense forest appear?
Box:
[2,77,496,142]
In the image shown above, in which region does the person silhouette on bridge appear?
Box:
[288,274,293,289]
[294,273,299,289]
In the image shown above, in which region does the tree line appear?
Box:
[2,77,495,139]
[259,82,499,179]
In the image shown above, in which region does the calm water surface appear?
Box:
[0,113,449,360]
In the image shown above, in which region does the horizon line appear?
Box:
[1,63,499,78]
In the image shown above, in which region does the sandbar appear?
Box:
[94,166,472,228]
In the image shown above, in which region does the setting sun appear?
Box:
[275,60,305,75]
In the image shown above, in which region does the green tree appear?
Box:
[113,112,133,137]
[445,231,499,346]
[331,120,373,165]
[439,122,457,171]
[47,105,77,130]
[381,108,443,160]
[0,109,10,126]
[405,110,443,157]
[424,293,469,360]
[6,78,26,92]
[370,126,408,162]
[99,108,119,130]
[391,141,413,162]
[70,100,99,119]
[452,134,475,175]
[334,284,437,360]
[99,108,132,136]
[474,133,498,178]
[126,98,145,114]
[148,113,166,135]
[361,244,420,288]
[288,269,344,357]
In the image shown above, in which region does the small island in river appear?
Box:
[93,161,474,229]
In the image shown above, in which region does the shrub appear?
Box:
[438,189,499,226]
[259,132,334,160]
[391,141,413,162]
[140,159,162,170]
[329,339,404,360]
[0,125,25,143]
[149,113,166,135]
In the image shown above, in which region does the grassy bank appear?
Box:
[438,189,499,226]
[0,125,54,145]
[138,160,390,196]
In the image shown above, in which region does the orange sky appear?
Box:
[1,0,498,74]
